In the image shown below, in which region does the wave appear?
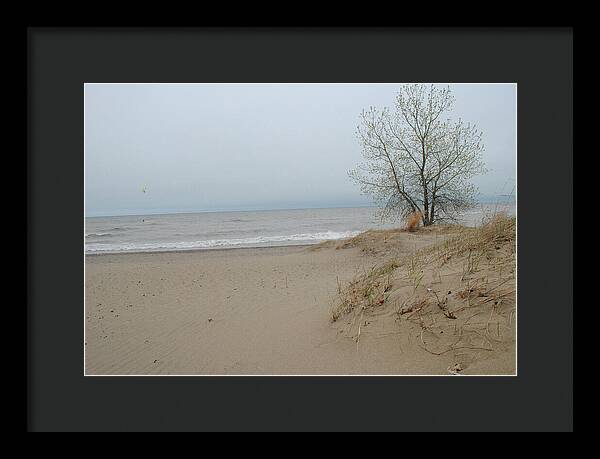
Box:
[85,226,131,238]
[85,230,361,253]
[85,232,114,238]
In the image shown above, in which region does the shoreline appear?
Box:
[84,242,318,257]
[84,205,516,258]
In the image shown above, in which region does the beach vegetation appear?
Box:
[350,84,487,226]
[331,213,515,358]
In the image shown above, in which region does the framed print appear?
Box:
[27,27,573,432]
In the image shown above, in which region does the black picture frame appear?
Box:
[27,27,573,432]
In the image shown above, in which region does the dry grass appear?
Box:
[405,211,422,232]
[418,212,516,268]
[330,213,516,358]
[331,260,398,322]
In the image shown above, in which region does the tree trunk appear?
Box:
[422,197,430,226]
[420,143,430,226]
[421,175,430,226]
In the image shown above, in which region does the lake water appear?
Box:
[85,203,515,254]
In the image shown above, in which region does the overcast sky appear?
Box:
[85,83,516,217]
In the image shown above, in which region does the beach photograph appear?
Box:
[84,82,517,376]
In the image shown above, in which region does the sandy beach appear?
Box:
[85,218,516,376]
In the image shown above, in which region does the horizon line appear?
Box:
[85,197,515,219]
[85,203,378,218]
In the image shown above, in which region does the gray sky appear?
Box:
[85,83,516,217]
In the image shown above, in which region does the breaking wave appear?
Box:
[85,230,361,253]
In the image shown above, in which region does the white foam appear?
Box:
[85,230,361,253]
[85,232,112,238]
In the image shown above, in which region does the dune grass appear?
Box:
[330,213,516,359]
[331,260,399,322]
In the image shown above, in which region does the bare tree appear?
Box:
[350,84,486,226]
